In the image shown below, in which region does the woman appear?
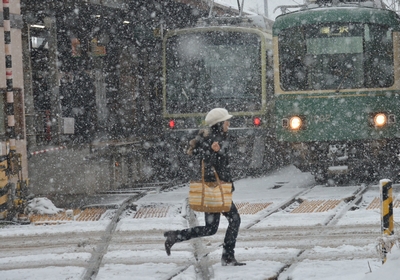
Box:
[163,108,245,266]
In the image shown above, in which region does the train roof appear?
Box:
[196,15,273,31]
[273,5,400,34]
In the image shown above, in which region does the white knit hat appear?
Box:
[205,108,233,126]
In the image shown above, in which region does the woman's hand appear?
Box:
[211,141,220,152]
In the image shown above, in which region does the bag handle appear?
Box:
[200,159,229,210]
[213,167,221,185]
[201,160,221,184]
[210,164,228,207]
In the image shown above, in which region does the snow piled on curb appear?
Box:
[26,197,63,215]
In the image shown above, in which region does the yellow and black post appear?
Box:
[380,179,394,263]
[0,156,8,218]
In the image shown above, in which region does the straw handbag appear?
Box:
[188,160,232,213]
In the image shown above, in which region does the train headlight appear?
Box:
[289,116,302,130]
[373,113,387,127]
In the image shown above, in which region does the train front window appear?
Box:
[279,23,394,91]
[165,31,261,114]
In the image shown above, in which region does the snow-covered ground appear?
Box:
[1,165,400,279]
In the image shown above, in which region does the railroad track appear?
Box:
[149,183,378,279]
[0,180,391,279]
[97,182,380,280]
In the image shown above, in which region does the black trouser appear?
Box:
[175,202,241,258]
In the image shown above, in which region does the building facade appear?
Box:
[0,1,242,214]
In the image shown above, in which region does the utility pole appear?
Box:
[3,0,16,154]
[264,0,268,18]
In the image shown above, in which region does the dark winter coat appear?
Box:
[186,123,233,185]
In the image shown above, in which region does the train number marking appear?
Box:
[313,114,331,124]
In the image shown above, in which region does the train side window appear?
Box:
[278,27,308,91]
[364,24,394,88]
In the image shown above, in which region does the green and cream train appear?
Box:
[162,14,282,179]
[274,0,400,182]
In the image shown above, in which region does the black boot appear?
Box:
[164,231,178,256]
[221,255,246,266]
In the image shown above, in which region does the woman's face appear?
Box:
[223,120,230,132]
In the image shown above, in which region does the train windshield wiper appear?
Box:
[336,68,352,93]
